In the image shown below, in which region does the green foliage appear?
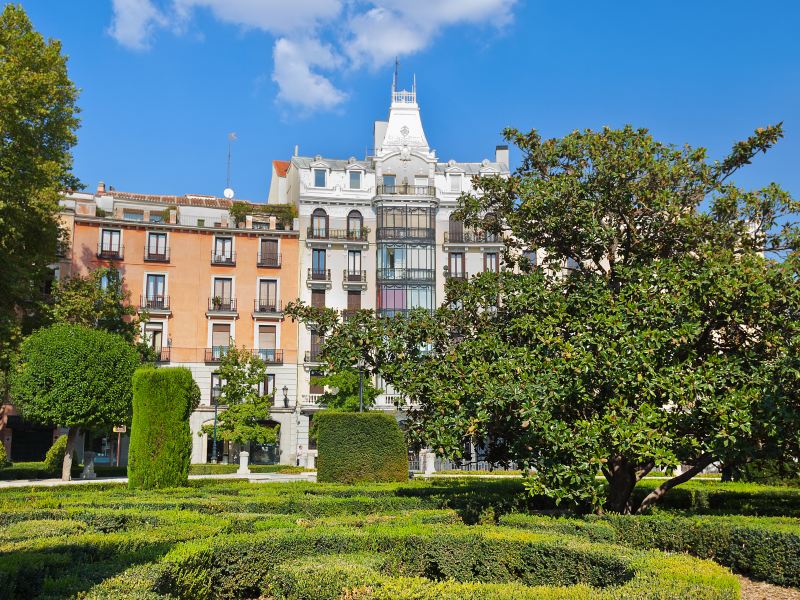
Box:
[315,368,381,412]
[49,266,143,345]
[10,324,139,430]
[43,434,67,474]
[316,411,408,484]
[0,3,81,375]
[128,367,199,490]
[201,344,277,445]
[187,464,309,475]
[0,442,8,469]
[228,201,297,229]
[288,124,800,515]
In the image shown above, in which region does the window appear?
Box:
[522,249,537,267]
[144,322,163,353]
[258,374,275,398]
[211,373,223,405]
[312,249,326,276]
[258,325,277,362]
[311,208,328,238]
[310,330,324,362]
[147,233,167,259]
[348,290,361,311]
[383,174,396,189]
[566,257,580,270]
[100,229,121,253]
[347,250,362,277]
[448,215,464,243]
[122,209,143,222]
[449,252,465,277]
[484,252,499,273]
[258,280,277,311]
[347,210,363,239]
[309,370,324,394]
[313,168,327,188]
[145,274,166,308]
[211,324,231,360]
[214,237,233,261]
[414,176,428,187]
[311,289,325,309]
[259,238,278,265]
[349,171,362,190]
[212,278,233,310]
[449,174,463,193]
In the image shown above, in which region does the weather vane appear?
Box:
[225,132,237,199]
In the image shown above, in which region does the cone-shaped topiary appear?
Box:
[128,367,200,489]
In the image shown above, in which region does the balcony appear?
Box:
[205,346,230,363]
[211,251,236,266]
[306,227,369,249]
[252,299,283,318]
[377,308,435,319]
[97,244,123,260]
[341,309,361,321]
[306,268,332,290]
[376,184,436,197]
[139,295,171,315]
[342,269,367,290]
[207,297,237,316]
[257,252,282,268]
[144,246,170,262]
[376,268,436,282]
[301,394,323,407]
[444,231,503,246]
[252,349,284,365]
[444,269,469,281]
[155,347,171,363]
[304,348,324,363]
[376,227,435,242]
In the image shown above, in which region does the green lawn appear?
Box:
[6,478,796,598]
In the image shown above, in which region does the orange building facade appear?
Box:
[57,187,302,465]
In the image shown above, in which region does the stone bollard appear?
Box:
[424,450,437,475]
[82,451,97,480]
[237,450,250,475]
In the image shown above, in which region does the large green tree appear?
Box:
[0,4,80,379]
[288,125,800,513]
[10,324,139,480]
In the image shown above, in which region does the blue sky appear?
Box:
[18,1,800,203]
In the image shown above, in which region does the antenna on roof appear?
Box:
[225,132,237,198]
[393,57,399,93]
[413,73,416,94]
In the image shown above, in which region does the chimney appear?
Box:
[294,145,299,157]
[495,145,509,169]
[96,181,106,194]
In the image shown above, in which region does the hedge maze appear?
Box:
[3,479,799,599]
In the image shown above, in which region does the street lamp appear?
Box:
[282,385,289,408]
[356,358,366,412]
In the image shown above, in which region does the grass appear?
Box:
[0,478,783,599]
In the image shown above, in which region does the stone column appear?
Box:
[237,450,250,475]
[82,451,96,480]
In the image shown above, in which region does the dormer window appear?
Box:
[313,168,327,188]
[449,174,463,193]
[349,171,362,190]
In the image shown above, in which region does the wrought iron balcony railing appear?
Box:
[444,231,501,244]
[205,346,230,363]
[376,227,435,241]
[97,244,123,260]
[253,299,282,313]
[307,227,369,241]
[211,251,236,265]
[343,270,367,283]
[376,184,436,197]
[144,246,170,262]
[208,297,237,312]
[252,349,284,364]
[140,295,170,311]
[257,252,281,267]
[308,268,331,282]
[377,268,436,282]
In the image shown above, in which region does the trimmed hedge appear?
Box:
[316,411,408,484]
[128,367,198,489]
[501,513,800,588]
[43,434,67,474]
[188,464,310,475]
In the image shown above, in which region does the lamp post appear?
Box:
[356,358,366,412]
[282,385,289,408]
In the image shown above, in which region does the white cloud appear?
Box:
[107,0,517,109]
[107,0,167,50]
[272,37,347,110]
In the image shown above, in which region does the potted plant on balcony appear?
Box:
[212,296,223,311]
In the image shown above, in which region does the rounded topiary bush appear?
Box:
[0,442,8,469]
[128,367,200,489]
[316,411,408,484]
[43,434,67,474]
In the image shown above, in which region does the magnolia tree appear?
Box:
[287,124,800,513]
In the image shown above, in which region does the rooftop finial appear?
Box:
[393,57,399,93]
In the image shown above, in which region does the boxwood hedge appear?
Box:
[316,411,408,484]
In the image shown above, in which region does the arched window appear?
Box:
[311,208,328,238]
[448,214,464,243]
[347,210,363,240]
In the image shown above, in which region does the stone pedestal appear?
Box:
[237,451,250,475]
[82,451,96,480]
[424,450,437,475]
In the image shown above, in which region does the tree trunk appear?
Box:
[634,454,714,514]
[605,464,637,514]
[61,427,78,481]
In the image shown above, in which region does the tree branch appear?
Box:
[635,454,714,513]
